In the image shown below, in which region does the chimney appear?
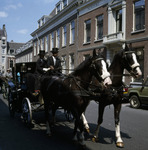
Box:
[11,40,14,42]
[3,24,5,30]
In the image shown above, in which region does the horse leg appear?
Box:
[44,102,52,136]
[114,103,124,148]
[92,103,105,142]
[81,113,90,133]
[50,104,58,126]
[71,107,85,147]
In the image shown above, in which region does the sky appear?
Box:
[0,0,59,43]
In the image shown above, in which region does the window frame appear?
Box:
[57,4,60,13]
[63,25,67,47]
[34,42,37,56]
[116,9,122,32]
[45,35,49,52]
[84,19,91,43]
[2,56,5,64]
[70,20,75,44]
[63,0,67,8]
[56,29,60,48]
[51,32,54,50]
[41,38,44,50]
[134,0,145,31]
[96,14,104,40]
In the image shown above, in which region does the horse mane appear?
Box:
[72,56,92,76]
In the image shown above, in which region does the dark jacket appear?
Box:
[47,56,62,75]
[34,58,47,76]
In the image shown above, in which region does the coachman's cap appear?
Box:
[38,50,45,55]
[51,47,59,54]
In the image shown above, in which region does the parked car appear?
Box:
[123,82,131,97]
[127,78,148,109]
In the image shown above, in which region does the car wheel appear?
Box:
[129,95,141,109]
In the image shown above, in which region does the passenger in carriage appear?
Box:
[33,50,50,96]
[46,47,62,76]
[5,68,13,81]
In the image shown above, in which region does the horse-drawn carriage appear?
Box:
[5,47,142,148]
[7,62,74,127]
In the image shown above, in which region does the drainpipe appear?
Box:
[76,9,79,67]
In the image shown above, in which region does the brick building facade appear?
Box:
[29,0,147,84]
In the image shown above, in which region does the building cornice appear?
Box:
[78,45,105,52]
[78,0,110,17]
[126,36,148,44]
[31,1,78,39]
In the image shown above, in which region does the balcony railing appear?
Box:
[103,31,124,44]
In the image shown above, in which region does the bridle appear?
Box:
[122,51,140,75]
[90,57,110,82]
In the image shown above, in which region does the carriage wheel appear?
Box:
[64,109,74,122]
[8,90,15,117]
[22,97,32,127]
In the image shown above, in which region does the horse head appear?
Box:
[90,49,112,87]
[122,44,142,78]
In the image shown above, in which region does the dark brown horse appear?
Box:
[88,45,142,147]
[40,49,112,147]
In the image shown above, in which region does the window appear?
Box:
[62,55,66,74]
[34,42,36,56]
[2,40,5,44]
[85,20,91,43]
[45,35,48,52]
[42,18,44,25]
[63,0,67,8]
[38,21,40,28]
[41,38,44,50]
[2,56,5,64]
[37,40,40,54]
[69,54,74,73]
[57,4,60,13]
[51,32,54,50]
[30,53,32,62]
[28,54,29,62]
[134,0,145,31]
[70,21,75,44]
[10,49,14,55]
[57,29,60,48]
[63,25,67,46]
[2,48,5,54]
[116,9,122,32]
[10,60,13,68]
[96,15,103,40]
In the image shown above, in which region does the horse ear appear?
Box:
[93,49,97,57]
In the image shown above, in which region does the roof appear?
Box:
[7,42,25,51]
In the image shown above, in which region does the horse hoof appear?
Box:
[92,137,98,142]
[116,142,124,148]
[85,128,90,134]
